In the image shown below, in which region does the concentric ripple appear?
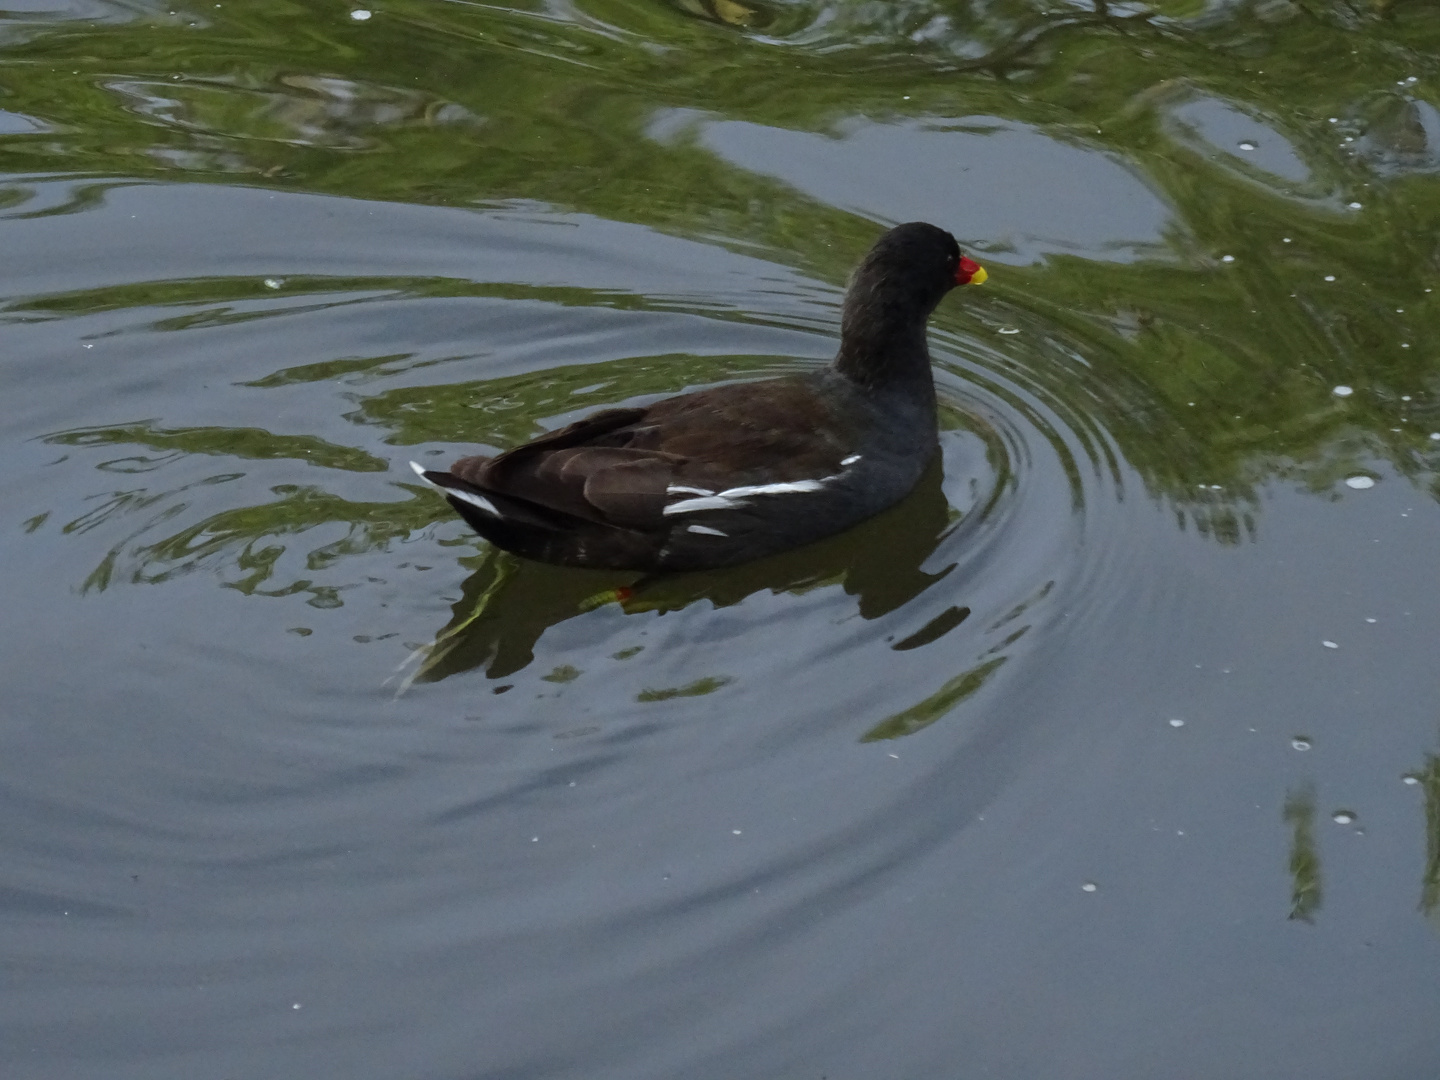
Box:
[0,168,1206,1080]
[6,0,1440,1076]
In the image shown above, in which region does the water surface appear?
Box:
[4,1,1440,1077]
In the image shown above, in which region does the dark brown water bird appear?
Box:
[412,222,986,571]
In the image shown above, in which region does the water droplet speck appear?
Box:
[1169,718,1185,728]
[1322,640,1339,649]
[350,8,371,19]
[1332,385,1353,397]
[1324,275,1337,282]
[1221,255,1235,263]
[1081,882,1098,893]
[1345,475,1375,490]
[1292,737,1312,751]
[1332,811,1356,825]
[1238,140,1256,151]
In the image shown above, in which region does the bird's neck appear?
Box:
[832,311,935,392]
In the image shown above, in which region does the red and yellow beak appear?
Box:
[956,256,987,286]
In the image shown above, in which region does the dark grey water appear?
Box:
[4,2,1440,1077]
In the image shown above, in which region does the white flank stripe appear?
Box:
[666,484,715,496]
[840,454,861,466]
[718,477,831,498]
[662,475,840,515]
[686,524,727,537]
[664,495,742,515]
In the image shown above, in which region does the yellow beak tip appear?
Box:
[969,265,988,286]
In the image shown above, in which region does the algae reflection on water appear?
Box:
[5,0,1438,613]
[6,3,1440,1077]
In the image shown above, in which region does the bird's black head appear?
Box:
[847,222,985,323]
[838,223,986,378]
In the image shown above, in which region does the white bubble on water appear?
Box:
[1221,255,1235,263]
[1404,776,1420,786]
[263,277,282,289]
[1238,141,1256,150]
[350,8,371,19]
[1322,640,1339,649]
[1292,737,1312,751]
[1332,811,1356,825]
[1081,882,1098,893]
[1169,718,1185,728]
[1332,385,1353,396]
[1344,475,1375,489]
[1324,274,1337,282]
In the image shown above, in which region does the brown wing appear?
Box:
[448,407,684,530]
[638,377,854,481]
[444,377,853,534]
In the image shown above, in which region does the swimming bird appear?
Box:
[411,221,986,571]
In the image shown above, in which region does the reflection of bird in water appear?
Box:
[411,222,985,572]
[395,453,972,688]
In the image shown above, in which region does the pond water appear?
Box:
[4,1,1440,1077]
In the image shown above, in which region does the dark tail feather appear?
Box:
[409,461,579,556]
